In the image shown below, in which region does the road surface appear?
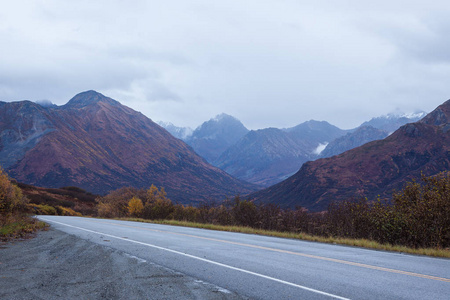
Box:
[38,216,450,299]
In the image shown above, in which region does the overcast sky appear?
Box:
[1,1,450,130]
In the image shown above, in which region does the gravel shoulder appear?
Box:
[0,228,246,300]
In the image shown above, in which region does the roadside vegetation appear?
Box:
[0,167,46,241]
[95,173,450,257]
[5,165,449,257]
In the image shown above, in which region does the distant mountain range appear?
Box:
[319,113,426,158]
[3,89,440,213]
[160,112,425,187]
[360,112,426,133]
[215,121,346,186]
[0,91,257,204]
[319,126,389,158]
[250,100,450,211]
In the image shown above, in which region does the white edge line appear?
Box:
[41,218,350,300]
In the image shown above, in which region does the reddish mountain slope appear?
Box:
[251,100,450,212]
[2,91,257,204]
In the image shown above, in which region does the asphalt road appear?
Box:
[38,216,450,300]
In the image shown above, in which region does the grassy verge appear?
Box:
[0,217,48,242]
[120,218,450,258]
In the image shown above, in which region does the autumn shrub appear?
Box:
[278,207,311,233]
[390,172,450,248]
[0,167,47,240]
[231,196,259,227]
[27,203,57,215]
[127,196,144,217]
[326,198,374,239]
[183,205,201,222]
[0,169,28,214]
[0,167,29,226]
[325,172,450,248]
[171,204,200,222]
[210,204,233,225]
[96,173,448,249]
[142,186,174,220]
[97,187,145,218]
[56,206,83,216]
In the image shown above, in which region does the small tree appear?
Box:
[0,167,29,225]
[127,196,144,217]
[142,185,174,219]
[392,172,450,248]
[231,196,258,227]
[96,187,145,218]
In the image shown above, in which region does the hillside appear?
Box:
[250,99,450,211]
[1,91,257,204]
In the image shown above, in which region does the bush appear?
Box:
[96,187,145,218]
[95,173,449,249]
[128,197,144,217]
[325,172,450,248]
[56,206,83,216]
[391,172,450,248]
[0,167,29,226]
[28,204,57,215]
[142,186,174,220]
[0,168,28,215]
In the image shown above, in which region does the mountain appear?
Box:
[360,112,426,133]
[214,128,311,186]
[158,121,193,140]
[186,114,249,163]
[319,126,389,158]
[0,100,56,169]
[1,91,257,204]
[319,112,427,158]
[215,121,347,186]
[284,120,347,149]
[250,100,450,212]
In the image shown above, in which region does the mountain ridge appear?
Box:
[2,91,257,204]
[214,121,346,186]
[250,99,450,211]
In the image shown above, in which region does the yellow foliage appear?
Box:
[57,206,82,216]
[0,167,28,215]
[146,184,158,204]
[128,196,144,217]
[27,204,57,215]
[97,202,116,218]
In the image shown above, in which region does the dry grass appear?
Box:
[120,218,450,258]
[0,216,48,241]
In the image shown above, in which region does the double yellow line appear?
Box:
[95,219,450,283]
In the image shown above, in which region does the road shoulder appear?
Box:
[0,228,246,300]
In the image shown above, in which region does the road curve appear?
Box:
[38,216,450,300]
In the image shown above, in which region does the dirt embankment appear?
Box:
[0,229,246,300]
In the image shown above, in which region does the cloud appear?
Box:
[1,1,449,129]
[105,78,181,104]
